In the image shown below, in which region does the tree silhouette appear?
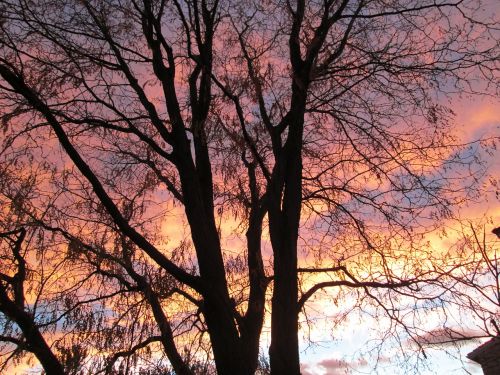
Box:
[0,0,498,374]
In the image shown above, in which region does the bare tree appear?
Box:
[446,224,500,339]
[0,0,498,374]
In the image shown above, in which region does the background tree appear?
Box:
[446,224,500,339]
[0,0,498,374]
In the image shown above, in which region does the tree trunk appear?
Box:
[269,144,303,374]
[268,87,306,374]
[202,294,248,374]
[18,314,66,375]
[0,289,65,375]
[241,208,268,374]
[270,244,300,375]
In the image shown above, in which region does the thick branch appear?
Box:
[0,63,201,293]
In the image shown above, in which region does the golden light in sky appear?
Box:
[0,1,499,374]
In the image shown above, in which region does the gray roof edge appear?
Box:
[467,337,500,362]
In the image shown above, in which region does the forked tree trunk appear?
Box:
[180,186,247,374]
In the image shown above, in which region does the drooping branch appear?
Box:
[104,335,163,374]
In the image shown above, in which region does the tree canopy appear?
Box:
[0,0,498,374]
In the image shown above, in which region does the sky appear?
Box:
[295,95,500,374]
[1,1,499,374]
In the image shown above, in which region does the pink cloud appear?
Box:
[302,357,369,375]
[410,327,485,347]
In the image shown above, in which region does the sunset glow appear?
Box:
[0,0,499,374]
